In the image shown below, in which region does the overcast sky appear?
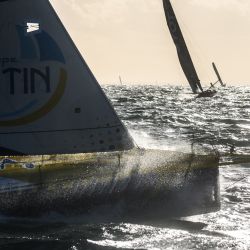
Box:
[50,0,250,86]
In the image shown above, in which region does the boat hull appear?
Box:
[196,89,217,98]
[0,149,220,220]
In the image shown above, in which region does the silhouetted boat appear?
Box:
[163,0,220,98]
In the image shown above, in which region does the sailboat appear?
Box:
[211,62,226,87]
[0,0,220,219]
[163,0,217,98]
[119,76,123,85]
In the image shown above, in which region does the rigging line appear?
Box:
[184,132,195,180]
[211,142,220,158]
[133,138,141,150]
[225,176,248,191]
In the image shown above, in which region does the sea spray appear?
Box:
[0,149,219,219]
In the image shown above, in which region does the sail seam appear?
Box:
[0,125,123,135]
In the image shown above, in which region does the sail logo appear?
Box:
[26,22,40,33]
[0,25,67,127]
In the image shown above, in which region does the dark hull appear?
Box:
[0,149,220,220]
[196,90,217,98]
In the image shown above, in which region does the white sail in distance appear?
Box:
[0,0,134,155]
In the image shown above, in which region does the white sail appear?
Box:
[0,0,134,155]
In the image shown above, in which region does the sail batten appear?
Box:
[163,0,203,93]
[0,0,134,155]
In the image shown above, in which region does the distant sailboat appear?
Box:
[211,62,226,87]
[0,0,220,218]
[162,0,217,98]
[119,75,123,85]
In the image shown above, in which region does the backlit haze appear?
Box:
[51,0,250,86]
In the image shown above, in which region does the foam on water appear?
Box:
[129,128,192,153]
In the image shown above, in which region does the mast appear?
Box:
[162,0,203,93]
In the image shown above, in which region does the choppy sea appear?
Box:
[0,85,249,250]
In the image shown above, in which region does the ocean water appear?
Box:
[0,85,249,250]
